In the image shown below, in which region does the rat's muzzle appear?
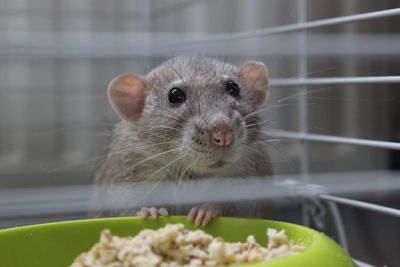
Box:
[210,123,233,148]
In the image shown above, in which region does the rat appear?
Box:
[94,56,272,226]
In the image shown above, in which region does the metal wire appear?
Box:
[228,7,400,38]
[2,33,400,57]
[298,0,311,227]
[353,259,376,267]
[266,130,400,151]
[320,194,400,218]
[1,171,399,219]
[327,201,348,251]
[163,7,400,47]
[270,76,400,86]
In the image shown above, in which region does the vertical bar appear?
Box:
[342,1,359,145]
[0,0,29,167]
[61,0,93,162]
[298,0,310,226]
[135,0,152,32]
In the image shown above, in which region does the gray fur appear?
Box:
[95,56,272,215]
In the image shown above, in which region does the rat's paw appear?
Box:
[137,207,169,219]
[187,204,219,227]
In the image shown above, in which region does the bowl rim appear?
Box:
[0,216,355,267]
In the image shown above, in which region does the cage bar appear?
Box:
[270,76,400,87]
[266,130,400,151]
[319,194,400,218]
[170,7,400,46]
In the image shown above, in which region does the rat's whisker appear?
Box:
[271,67,337,84]
[252,138,288,144]
[240,143,265,156]
[130,153,190,207]
[260,140,297,168]
[241,103,297,123]
[154,125,184,132]
[129,147,180,170]
[241,143,289,164]
[245,120,276,129]
[168,59,187,85]
[184,102,196,117]
[47,141,177,173]
[176,155,196,188]
[246,99,322,123]
[184,157,198,184]
[276,86,334,103]
[143,153,188,184]
[108,147,180,183]
[166,60,195,117]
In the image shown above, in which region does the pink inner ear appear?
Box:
[240,62,269,106]
[108,74,147,122]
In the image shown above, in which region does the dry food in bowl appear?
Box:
[70,223,304,267]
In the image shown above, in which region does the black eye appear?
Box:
[168,87,186,104]
[225,80,240,98]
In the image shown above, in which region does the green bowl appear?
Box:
[0,216,355,267]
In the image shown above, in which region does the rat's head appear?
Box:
[108,56,269,175]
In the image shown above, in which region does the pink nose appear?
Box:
[211,124,233,147]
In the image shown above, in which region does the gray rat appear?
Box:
[95,56,272,226]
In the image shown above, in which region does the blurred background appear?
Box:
[0,0,399,266]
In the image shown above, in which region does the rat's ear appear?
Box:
[239,61,269,106]
[107,73,147,122]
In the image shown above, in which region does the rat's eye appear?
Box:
[168,87,186,104]
[225,80,240,98]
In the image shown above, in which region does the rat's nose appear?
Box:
[211,124,233,147]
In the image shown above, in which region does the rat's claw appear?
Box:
[137,207,169,219]
[187,205,219,227]
[187,207,199,221]
[137,207,150,217]
[202,209,216,227]
[158,207,169,216]
[195,208,206,227]
[149,207,158,218]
